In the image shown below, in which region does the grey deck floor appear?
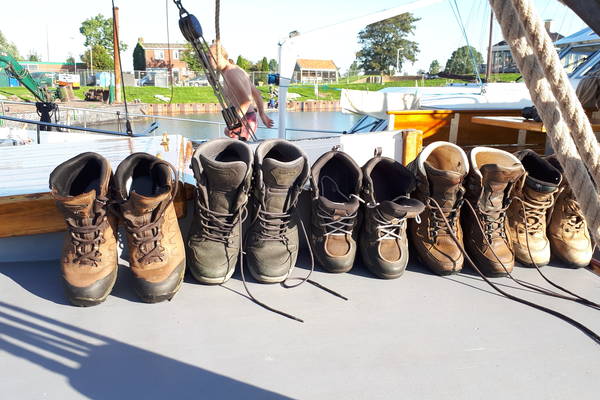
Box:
[1,255,599,399]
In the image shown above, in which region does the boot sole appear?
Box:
[247,262,290,284]
[65,267,118,307]
[134,260,186,303]
[189,264,236,285]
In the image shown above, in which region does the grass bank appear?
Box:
[0,73,521,104]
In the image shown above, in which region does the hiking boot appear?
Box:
[463,147,524,276]
[187,138,253,283]
[50,152,118,306]
[360,155,424,279]
[408,142,468,275]
[507,150,561,267]
[113,153,185,302]
[546,155,593,268]
[246,139,309,283]
[309,149,362,273]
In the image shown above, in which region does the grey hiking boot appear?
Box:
[360,154,424,279]
[309,148,362,273]
[187,138,253,284]
[246,139,309,283]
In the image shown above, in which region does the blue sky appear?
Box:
[1,0,587,73]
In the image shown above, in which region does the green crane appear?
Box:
[0,51,58,130]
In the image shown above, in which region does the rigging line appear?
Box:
[166,0,174,104]
[447,0,483,86]
[111,0,132,136]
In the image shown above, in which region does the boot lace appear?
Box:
[426,195,463,238]
[66,199,109,266]
[479,207,509,241]
[563,192,585,232]
[196,200,240,244]
[125,215,166,265]
[519,191,554,235]
[317,207,357,237]
[255,207,293,242]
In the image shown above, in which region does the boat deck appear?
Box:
[1,255,599,399]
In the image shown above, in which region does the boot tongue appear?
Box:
[262,156,304,213]
[319,196,360,217]
[125,190,170,220]
[524,175,559,199]
[424,162,464,209]
[378,197,425,220]
[200,154,247,213]
[479,163,523,211]
[56,190,96,218]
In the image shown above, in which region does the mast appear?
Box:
[113,6,122,103]
[485,10,493,83]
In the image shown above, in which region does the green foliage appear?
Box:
[66,56,76,64]
[268,58,278,72]
[81,45,113,70]
[133,42,146,71]
[259,57,269,72]
[445,46,483,75]
[236,55,252,71]
[0,30,20,59]
[26,52,42,62]
[79,14,127,54]
[429,59,441,74]
[181,43,204,72]
[356,13,420,74]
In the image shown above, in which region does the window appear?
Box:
[173,50,179,60]
[155,50,164,60]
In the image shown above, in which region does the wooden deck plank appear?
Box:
[0,135,195,238]
[472,116,600,132]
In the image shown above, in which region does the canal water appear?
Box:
[93,111,361,141]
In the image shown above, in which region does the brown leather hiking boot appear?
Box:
[187,138,253,283]
[408,142,468,275]
[507,150,562,267]
[50,152,118,306]
[463,147,524,276]
[360,155,424,279]
[246,139,309,283]
[113,153,185,303]
[546,155,593,268]
[309,148,362,273]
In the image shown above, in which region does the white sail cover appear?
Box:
[340,89,420,119]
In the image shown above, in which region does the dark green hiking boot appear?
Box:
[246,139,309,283]
[187,138,253,284]
[360,155,424,279]
[309,149,362,273]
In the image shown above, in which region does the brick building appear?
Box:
[293,59,338,84]
[133,38,190,74]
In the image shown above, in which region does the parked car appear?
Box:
[187,76,209,87]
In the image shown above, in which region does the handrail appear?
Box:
[0,114,142,136]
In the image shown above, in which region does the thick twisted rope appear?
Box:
[215,0,221,62]
[510,0,600,187]
[488,0,600,245]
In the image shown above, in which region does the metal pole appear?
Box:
[396,48,400,74]
[277,42,288,139]
[113,6,123,103]
[485,10,494,83]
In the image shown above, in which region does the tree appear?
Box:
[429,59,440,74]
[259,57,269,72]
[356,13,420,74]
[66,56,76,64]
[79,14,127,56]
[180,43,204,71]
[445,46,483,75]
[26,52,41,62]
[236,55,252,71]
[268,58,278,72]
[81,45,113,70]
[0,30,20,59]
[133,42,146,71]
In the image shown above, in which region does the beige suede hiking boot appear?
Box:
[546,155,593,268]
[463,147,524,276]
[113,153,185,303]
[408,142,468,275]
[50,152,118,306]
[245,139,309,284]
[507,150,561,267]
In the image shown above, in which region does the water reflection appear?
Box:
[92,111,360,141]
